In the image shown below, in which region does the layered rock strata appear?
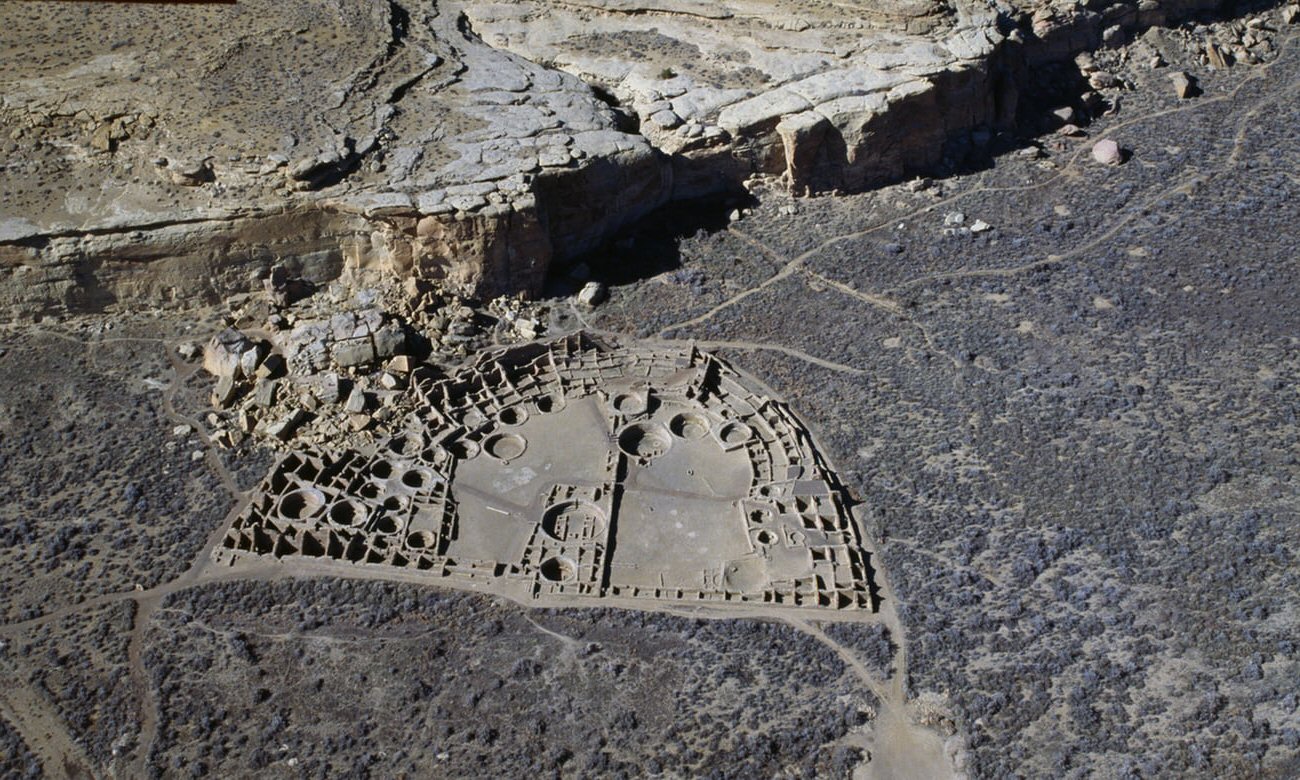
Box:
[463,0,1006,197]
[0,0,1248,313]
[0,0,665,313]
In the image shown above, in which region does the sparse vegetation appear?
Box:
[0,2,1297,778]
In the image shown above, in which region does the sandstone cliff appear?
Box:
[0,0,1247,314]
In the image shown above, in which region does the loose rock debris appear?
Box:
[196,268,550,451]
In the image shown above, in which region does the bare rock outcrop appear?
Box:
[0,0,1250,315]
[0,0,668,314]
[464,0,1007,196]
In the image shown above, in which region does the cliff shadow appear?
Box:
[544,189,755,296]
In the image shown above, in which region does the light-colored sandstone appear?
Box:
[0,0,1248,313]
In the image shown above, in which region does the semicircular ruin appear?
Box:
[216,332,878,611]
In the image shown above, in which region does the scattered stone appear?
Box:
[1058,123,1086,137]
[1285,5,1299,24]
[255,353,286,379]
[577,281,608,308]
[332,338,377,368]
[176,342,200,361]
[172,424,192,437]
[89,121,125,153]
[238,347,263,379]
[1052,106,1077,125]
[970,219,993,233]
[264,410,307,441]
[373,325,406,360]
[263,265,314,307]
[515,318,541,339]
[308,373,342,405]
[211,375,238,409]
[446,320,477,341]
[649,109,682,129]
[1207,41,1230,68]
[203,329,263,380]
[943,211,966,226]
[167,158,213,186]
[1092,139,1124,166]
[253,379,279,408]
[353,288,379,308]
[1171,71,1198,98]
[1081,91,1106,114]
[344,388,367,415]
[190,450,206,463]
[1088,71,1120,90]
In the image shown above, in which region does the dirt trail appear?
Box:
[0,30,1293,776]
[0,659,95,779]
[122,343,259,778]
[782,518,956,779]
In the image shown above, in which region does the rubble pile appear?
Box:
[196,268,553,453]
[1018,3,1295,160]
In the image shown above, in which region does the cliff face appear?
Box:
[0,0,1243,314]
[0,0,671,314]
[462,0,1003,197]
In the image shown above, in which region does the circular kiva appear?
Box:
[612,392,649,416]
[386,432,423,456]
[485,432,527,461]
[374,512,401,534]
[618,422,672,460]
[669,411,710,440]
[539,556,578,583]
[541,500,606,541]
[496,405,529,426]
[279,488,326,520]
[401,467,434,490]
[445,437,480,460]
[532,393,565,414]
[717,420,754,447]
[406,530,437,550]
[329,498,368,527]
